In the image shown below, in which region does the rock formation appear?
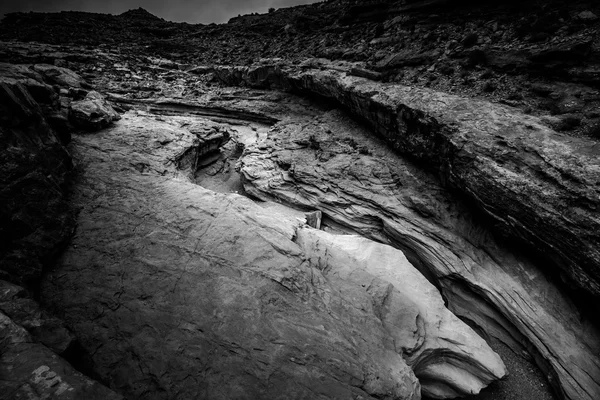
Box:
[296,229,505,398]
[216,60,600,304]
[69,90,120,131]
[0,62,75,286]
[0,61,122,400]
[1,1,600,400]
[38,108,510,399]
[215,62,600,400]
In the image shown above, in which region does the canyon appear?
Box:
[1,1,599,399]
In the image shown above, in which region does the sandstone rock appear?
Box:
[69,90,120,131]
[296,229,506,398]
[215,62,600,307]
[41,112,419,400]
[39,110,507,399]
[0,310,122,400]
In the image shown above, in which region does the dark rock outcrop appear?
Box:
[0,63,75,286]
[0,61,129,398]
[0,310,122,400]
[0,61,121,287]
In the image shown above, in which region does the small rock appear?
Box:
[69,90,120,131]
[582,119,600,137]
[462,32,478,48]
[305,211,322,229]
[482,82,496,92]
[556,95,585,114]
[576,11,598,21]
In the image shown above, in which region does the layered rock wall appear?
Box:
[216,63,600,305]
[214,63,600,400]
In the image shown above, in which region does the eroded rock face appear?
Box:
[233,100,600,400]
[216,62,600,307]
[39,109,507,399]
[0,62,122,285]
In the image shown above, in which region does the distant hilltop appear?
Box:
[119,7,164,21]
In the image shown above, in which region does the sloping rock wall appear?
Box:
[215,63,600,305]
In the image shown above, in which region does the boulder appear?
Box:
[69,90,120,131]
[576,11,598,22]
[31,64,88,89]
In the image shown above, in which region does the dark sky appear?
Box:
[0,0,320,24]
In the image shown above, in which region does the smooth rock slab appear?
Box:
[40,110,505,399]
[296,229,506,398]
[41,112,420,400]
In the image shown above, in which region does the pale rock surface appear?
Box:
[39,110,505,399]
[296,229,506,398]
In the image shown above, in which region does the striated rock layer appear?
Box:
[210,64,600,400]
[39,109,506,399]
[216,62,600,304]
